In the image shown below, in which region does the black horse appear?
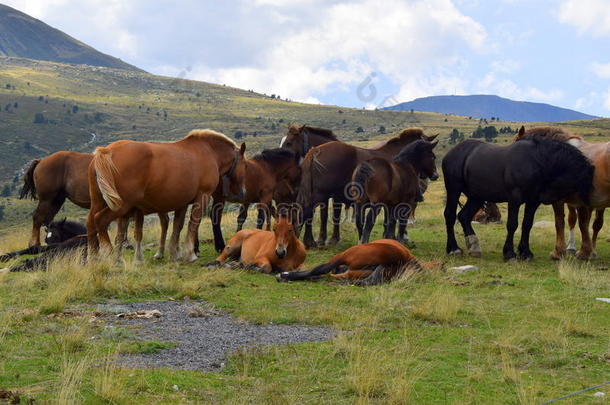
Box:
[0,219,87,272]
[442,135,593,261]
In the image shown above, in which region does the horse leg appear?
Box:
[256,203,266,229]
[457,198,483,257]
[328,201,342,245]
[114,216,130,263]
[383,205,397,240]
[94,206,127,257]
[566,205,578,254]
[30,196,64,247]
[237,203,248,231]
[550,202,567,260]
[302,203,317,249]
[169,207,187,261]
[355,203,364,240]
[517,202,539,261]
[444,189,462,255]
[591,208,604,259]
[184,194,209,262]
[316,201,328,246]
[133,210,144,265]
[576,206,593,260]
[361,204,380,244]
[153,213,169,259]
[211,199,225,253]
[502,202,519,261]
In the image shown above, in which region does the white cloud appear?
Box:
[591,62,610,79]
[475,72,564,104]
[558,0,610,37]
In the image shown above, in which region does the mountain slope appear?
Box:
[384,94,598,122]
[0,3,142,71]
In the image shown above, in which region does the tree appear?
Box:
[483,126,498,142]
[33,113,46,124]
[378,125,386,133]
[72,105,79,113]
[234,131,244,139]
[0,185,10,197]
[449,128,464,144]
[355,127,364,133]
[0,205,4,222]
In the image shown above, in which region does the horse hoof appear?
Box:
[575,251,591,261]
[566,248,576,255]
[304,241,318,249]
[326,238,339,246]
[153,252,163,260]
[203,260,221,268]
[448,249,463,256]
[276,272,289,282]
[591,252,598,259]
[184,253,198,263]
[549,253,562,261]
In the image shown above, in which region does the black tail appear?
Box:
[20,159,40,200]
[351,162,374,202]
[277,260,343,282]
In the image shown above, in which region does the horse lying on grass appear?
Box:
[205,215,305,274]
[276,239,422,286]
[0,219,86,273]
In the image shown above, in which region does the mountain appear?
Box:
[0,3,142,72]
[384,94,598,122]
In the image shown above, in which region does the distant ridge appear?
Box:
[0,3,142,72]
[383,94,598,122]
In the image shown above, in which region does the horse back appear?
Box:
[35,151,92,207]
[332,239,414,268]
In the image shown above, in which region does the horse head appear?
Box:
[272,214,296,259]
[395,140,440,181]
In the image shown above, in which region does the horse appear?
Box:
[276,239,419,285]
[513,126,607,260]
[20,152,171,259]
[279,124,345,245]
[297,128,438,248]
[442,135,594,261]
[351,140,439,244]
[210,148,301,252]
[205,215,306,274]
[87,129,247,263]
[0,218,86,263]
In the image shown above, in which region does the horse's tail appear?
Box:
[277,259,344,282]
[92,147,122,211]
[296,150,316,208]
[350,162,374,202]
[20,159,40,200]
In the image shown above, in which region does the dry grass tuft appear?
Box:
[93,349,126,403]
[558,259,610,290]
[54,354,90,405]
[410,286,461,324]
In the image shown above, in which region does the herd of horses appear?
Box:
[2,124,607,284]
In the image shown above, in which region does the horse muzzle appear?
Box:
[275,246,287,259]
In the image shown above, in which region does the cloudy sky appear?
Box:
[5,0,610,116]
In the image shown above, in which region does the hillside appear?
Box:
[384,94,598,122]
[0,4,141,71]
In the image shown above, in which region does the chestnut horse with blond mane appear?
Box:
[514,126,607,260]
[87,129,246,262]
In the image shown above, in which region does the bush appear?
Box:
[33,112,47,124]
[378,126,386,133]
[355,127,364,133]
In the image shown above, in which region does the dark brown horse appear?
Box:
[351,140,439,244]
[280,124,345,245]
[20,151,171,259]
[297,128,438,248]
[87,129,246,262]
[210,148,301,252]
[513,126,606,259]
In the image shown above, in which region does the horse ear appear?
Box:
[426,133,439,142]
[61,217,67,225]
[517,126,525,138]
[239,142,246,156]
[430,140,439,149]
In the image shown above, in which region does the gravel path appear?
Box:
[96,301,335,372]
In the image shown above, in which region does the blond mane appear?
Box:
[184,129,237,147]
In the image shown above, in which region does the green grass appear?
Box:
[1,179,609,404]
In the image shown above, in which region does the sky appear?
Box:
[5,0,610,116]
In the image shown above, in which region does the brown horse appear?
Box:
[351,139,439,244]
[472,202,502,224]
[20,151,170,258]
[514,126,607,259]
[279,124,344,245]
[87,129,246,262]
[277,239,419,285]
[297,128,438,248]
[210,148,301,252]
[206,215,306,273]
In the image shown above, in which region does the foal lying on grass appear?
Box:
[205,215,306,274]
[277,239,423,286]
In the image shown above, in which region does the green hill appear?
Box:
[0,4,141,71]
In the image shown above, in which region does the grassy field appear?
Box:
[0,177,609,404]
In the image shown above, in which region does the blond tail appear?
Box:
[93,147,122,211]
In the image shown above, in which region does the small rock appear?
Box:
[533,220,553,228]
[172,384,179,391]
[117,310,162,319]
[593,392,606,398]
[596,298,610,304]
[449,265,479,274]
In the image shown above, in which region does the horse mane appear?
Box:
[393,140,429,165]
[289,124,337,141]
[520,135,593,201]
[374,128,424,149]
[48,218,87,236]
[524,127,583,142]
[252,148,295,165]
[184,129,237,147]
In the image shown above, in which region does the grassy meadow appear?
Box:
[0,57,609,404]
